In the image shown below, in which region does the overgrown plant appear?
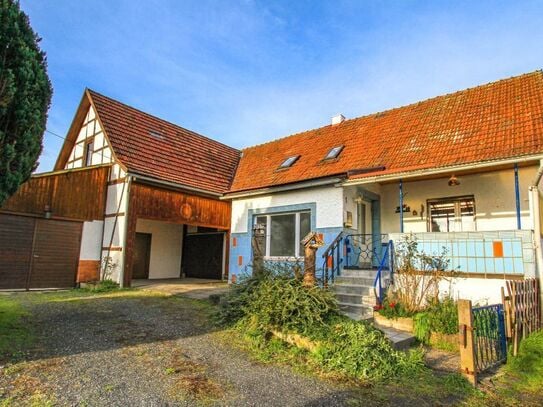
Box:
[391,235,457,313]
[413,297,458,343]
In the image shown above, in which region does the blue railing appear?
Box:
[344,234,389,269]
[373,240,394,305]
[321,232,343,286]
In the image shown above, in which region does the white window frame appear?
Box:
[254,211,310,259]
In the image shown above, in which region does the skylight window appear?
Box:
[324,145,344,160]
[149,130,164,139]
[279,155,300,169]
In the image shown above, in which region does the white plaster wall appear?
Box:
[65,105,113,169]
[439,277,508,305]
[136,219,183,279]
[379,166,537,233]
[231,185,344,233]
[101,179,129,283]
[79,221,103,260]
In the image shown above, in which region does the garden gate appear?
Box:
[458,300,507,386]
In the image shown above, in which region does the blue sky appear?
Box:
[21,0,543,172]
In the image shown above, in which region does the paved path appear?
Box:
[0,291,354,406]
[132,278,229,299]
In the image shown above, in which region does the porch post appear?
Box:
[399,179,404,233]
[515,164,521,230]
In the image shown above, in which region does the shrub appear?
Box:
[377,295,415,319]
[311,316,424,380]
[413,297,458,343]
[237,270,339,334]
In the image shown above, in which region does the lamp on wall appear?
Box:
[448,174,460,186]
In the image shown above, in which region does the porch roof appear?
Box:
[229,71,543,193]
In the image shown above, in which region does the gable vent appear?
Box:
[331,114,345,125]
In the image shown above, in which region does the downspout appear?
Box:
[515,164,521,230]
[529,160,543,323]
[399,179,404,233]
[119,175,133,288]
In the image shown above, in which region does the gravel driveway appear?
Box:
[0,290,354,406]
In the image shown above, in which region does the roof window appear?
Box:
[324,145,344,160]
[149,130,164,139]
[279,155,300,169]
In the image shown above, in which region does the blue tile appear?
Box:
[504,258,514,274]
[485,258,495,273]
[514,258,524,274]
[477,258,486,273]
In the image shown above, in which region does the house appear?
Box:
[226,71,543,311]
[0,89,239,289]
[2,71,543,310]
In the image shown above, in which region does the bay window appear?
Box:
[255,211,311,258]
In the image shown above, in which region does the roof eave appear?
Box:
[342,155,543,186]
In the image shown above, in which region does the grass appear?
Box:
[0,295,32,360]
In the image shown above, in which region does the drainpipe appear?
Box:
[529,160,543,324]
[119,175,133,288]
[399,179,404,233]
[515,164,521,230]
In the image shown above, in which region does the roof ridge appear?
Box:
[240,69,543,152]
[86,88,240,155]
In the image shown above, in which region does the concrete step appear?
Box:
[335,276,375,286]
[340,269,377,278]
[332,283,371,296]
[338,301,374,316]
[335,292,365,304]
[374,324,417,350]
[343,311,374,322]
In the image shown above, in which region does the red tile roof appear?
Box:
[229,71,543,193]
[87,90,240,194]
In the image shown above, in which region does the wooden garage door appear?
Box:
[0,214,34,289]
[0,214,82,289]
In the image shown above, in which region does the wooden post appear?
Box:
[252,224,266,276]
[458,299,477,387]
[301,232,325,287]
[303,244,317,287]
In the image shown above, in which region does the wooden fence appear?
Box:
[501,278,541,356]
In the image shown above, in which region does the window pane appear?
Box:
[255,216,267,255]
[299,212,311,256]
[429,197,475,232]
[270,214,296,256]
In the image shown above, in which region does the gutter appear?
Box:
[127,172,222,198]
[119,175,132,288]
[529,159,543,319]
[221,177,345,200]
[342,155,543,186]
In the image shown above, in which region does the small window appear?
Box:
[84,139,94,166]
[279,155,300,169]
[427,196,475,232]
[324,145,343,160]
[149,130,164,139]
[254,211,311,258]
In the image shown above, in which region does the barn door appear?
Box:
[182,233,224,279]
[0,214,82,290]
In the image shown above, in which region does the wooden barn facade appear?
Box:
[0,89,239,289]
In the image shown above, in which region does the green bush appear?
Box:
[378,296,415,319]
[311,316,424,380]
[413,297,458,343]
[240,272,339,334]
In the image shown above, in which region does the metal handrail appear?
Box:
[321,231,343,286]
[373,240,394,304]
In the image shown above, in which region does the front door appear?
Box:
[133,233,151,279]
